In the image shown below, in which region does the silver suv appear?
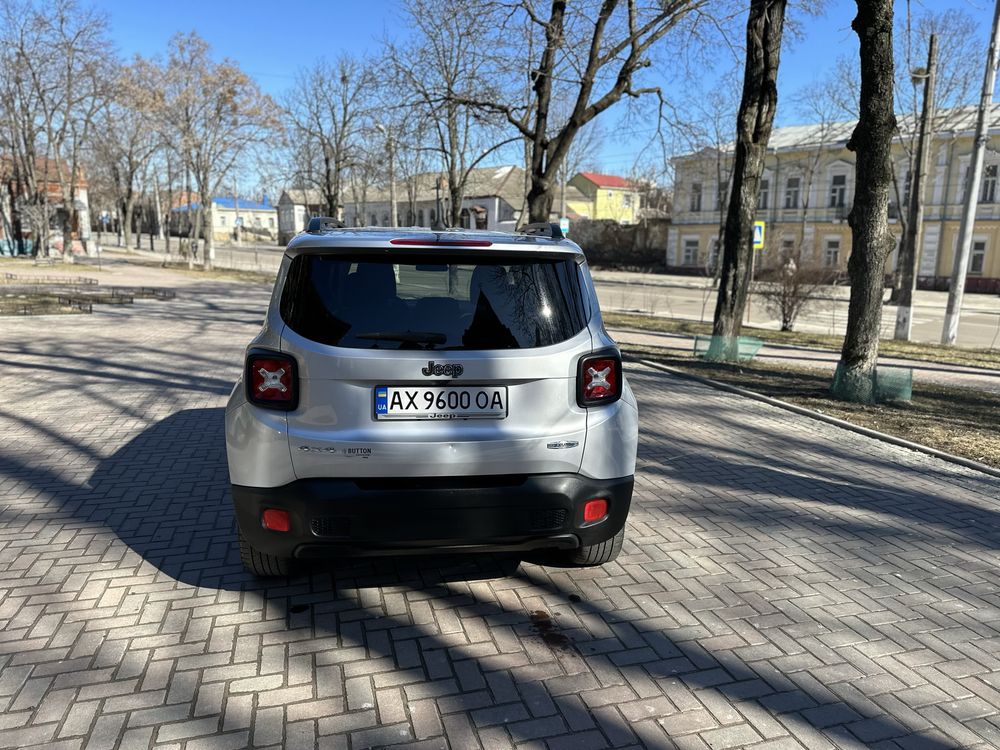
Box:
[225,220,639,576]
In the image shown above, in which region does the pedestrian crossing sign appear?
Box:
[753,221,766,250]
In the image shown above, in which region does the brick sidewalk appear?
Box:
[1,280,999,749]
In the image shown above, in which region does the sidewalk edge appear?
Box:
[632,357,1000,481]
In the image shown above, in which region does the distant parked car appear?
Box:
[225,220,639,575]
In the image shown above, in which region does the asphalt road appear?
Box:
[592,274,1000,350]
[112,241,1000,349]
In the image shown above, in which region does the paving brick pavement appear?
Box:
[1,270,999,749]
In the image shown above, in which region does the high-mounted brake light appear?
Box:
[389,238,493,247]
[577,352,622,407]
[246,349,298,411]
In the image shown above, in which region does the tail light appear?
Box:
[578,351,622,407]
[246,349,298,411]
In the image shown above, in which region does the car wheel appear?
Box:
[563,526,625,567]
[239,529,293,577]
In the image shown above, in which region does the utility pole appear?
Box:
[942,0,1000,344]
[894,34,937,341]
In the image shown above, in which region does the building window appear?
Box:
[758,179,769,210]
[969,240,987,275]
[623,193,633,208]
[709,238,720,271]
[682,238,699,266]
[824,238,840,267]
[430,210,437,225]
[829,174,847,208]
[716,181,728,211]
[690,183,702,212]
[253,216,261,228]
[785,177,800,209]
[218,214,227,226]
[781,238,795,259]
[982,165,997,203]
[370,213,378,226]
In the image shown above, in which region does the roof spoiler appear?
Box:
[306,216,346,233]
[518,222,564,239]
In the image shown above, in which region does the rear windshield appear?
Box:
[280,254,588,350]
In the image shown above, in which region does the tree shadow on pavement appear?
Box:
[0,407,974,747]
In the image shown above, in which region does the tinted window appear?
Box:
[280,254,588,350]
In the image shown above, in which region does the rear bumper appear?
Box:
[232,473,634,558]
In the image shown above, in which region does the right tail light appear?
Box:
[246,349,298,411]
[577,351,622,407]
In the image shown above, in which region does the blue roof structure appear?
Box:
[173,195,273,212]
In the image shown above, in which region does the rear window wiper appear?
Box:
[355,331,447,346]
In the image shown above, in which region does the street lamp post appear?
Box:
[894,34,937,341]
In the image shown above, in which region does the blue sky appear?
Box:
[95,0,996,176]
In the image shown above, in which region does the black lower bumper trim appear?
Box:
[232,473,634,559]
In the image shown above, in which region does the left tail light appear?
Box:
[246,349,298,411]
[577,351,622,407]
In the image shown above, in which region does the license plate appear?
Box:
[374,386,507,420]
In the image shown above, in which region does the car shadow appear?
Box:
[0,406,969,748]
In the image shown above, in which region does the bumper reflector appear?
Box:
[262,508,291,532]
[583,499,608,523]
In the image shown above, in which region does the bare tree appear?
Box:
[30,0,113,261]
[709,0,788,359]
[829,7,982,302]
[831,0,897,403]
[283,56,373,219]
[753,238,836,331]
[456,0,707,223]
[90,57,161,250]
[0,0,48,255]
[0,0,112,259]
[160,32,277,269]
[389,0,514,227]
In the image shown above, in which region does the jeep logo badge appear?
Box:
[421,360,464,377]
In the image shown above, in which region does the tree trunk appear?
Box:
[709,0,787,360]
[526,177,555,224]
[204,202,214,270]
[122,200,134,250]
[134,203,143,249]
[831,0,897,403]
[61,213,74,264]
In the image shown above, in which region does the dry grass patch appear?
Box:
[605,311,1000,370]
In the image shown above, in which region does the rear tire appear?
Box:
[239,529,292,576]
[563,526,625,567]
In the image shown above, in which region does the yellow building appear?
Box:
[670,105,1000,293]
[568,172,641,224]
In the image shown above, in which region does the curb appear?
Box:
[630,356,1000,481]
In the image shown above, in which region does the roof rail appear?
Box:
[518,222,563,240]
[306,216,345,233]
